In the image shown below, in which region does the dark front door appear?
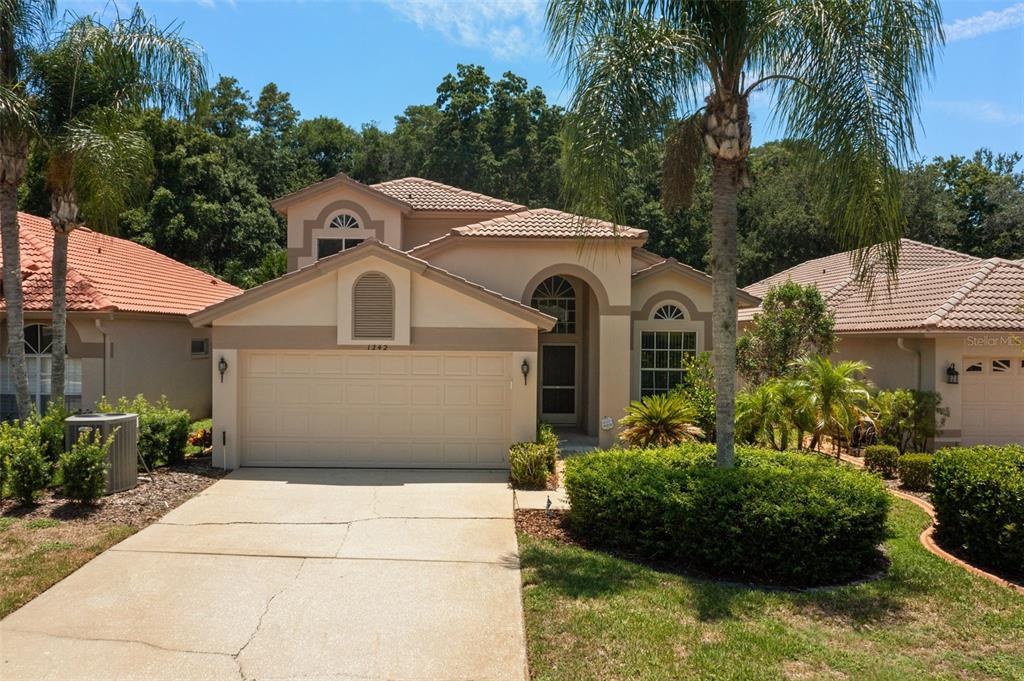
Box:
[540,344,577,424]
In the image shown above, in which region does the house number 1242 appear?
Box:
[367,344,389,351]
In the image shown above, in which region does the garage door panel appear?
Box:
[240,351,513,468]
[961,358,1023,446]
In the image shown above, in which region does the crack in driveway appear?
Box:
[233,558,307,681]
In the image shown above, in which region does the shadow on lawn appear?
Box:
[519,535,931,627]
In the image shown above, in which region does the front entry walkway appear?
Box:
[0,468,528,681]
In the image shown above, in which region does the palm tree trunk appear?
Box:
[710,158,740,468]
[49,192,78,410]
[49,228,68,408]
[1,151,32,420]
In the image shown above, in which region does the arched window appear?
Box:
[352,272,395,340]
[1,324,82,419]
[652,304,685,320]
[318,212,365,259]
[531,276,576,334]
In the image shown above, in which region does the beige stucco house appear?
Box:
[742,240,1024,448]
[1,212,241,420]
[191,175,759,469]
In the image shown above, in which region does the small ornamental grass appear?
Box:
[564,444,889,586]
[60,429,115,504]
[536,422,559,475]
[897,453,932,491]
[864,444,899,478]
[509,442,550,489]
[931,445,1024,576]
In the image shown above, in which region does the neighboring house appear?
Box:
[191,175,760,469]
[742,240,1024,448]
[1,212,241,420]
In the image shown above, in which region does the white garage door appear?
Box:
[961,357,1024,446]
[240,350,513,468]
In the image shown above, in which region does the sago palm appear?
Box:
[30,7,206,406]
[547,0,943,467]
[1,0,54,419]
[619,392,703,448]
[793,355,873,455]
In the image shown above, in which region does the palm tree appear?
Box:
[793,355,872,456]
[619,392,703,448]
[1,0,54,420]
[30,7,206,407]
[547,0,942,467]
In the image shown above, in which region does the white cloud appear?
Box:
[378,0,545,59]
[931,99,1024,125]
[943,2,1024,42]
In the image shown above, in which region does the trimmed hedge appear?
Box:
[931,445,1024,576]
[864,445,899,478]
[2,420,52,505]
[564,444,889,586]
[897,453,932,491]
[61,429,114,504]
[509,442,550,488]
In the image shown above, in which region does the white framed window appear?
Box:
[639,330,697,396]
[1,323,82,420]
[992,359,1012,373]
[317,211,365,259]
[652,304,685,320]
[191,338,210,358]
[531,276,576,334]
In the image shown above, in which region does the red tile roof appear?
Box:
[370,177,524,212]
[1,212,241,316]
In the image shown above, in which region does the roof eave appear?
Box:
[271,173,414,214]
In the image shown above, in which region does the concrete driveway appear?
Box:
[0,468,527,681]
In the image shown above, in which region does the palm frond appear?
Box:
[662,112,705,211]
[60,107,152,233]
[766,0,943,281]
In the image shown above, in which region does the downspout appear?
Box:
[94,318,107,399]
[896,337,922,390]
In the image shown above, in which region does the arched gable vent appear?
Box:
[352,272,395,340]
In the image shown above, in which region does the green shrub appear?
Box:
[897,453,932,491]
[60,429,114,504]
[931,446,1024,576]
[98,394,190,466]
[564,443,889,586]
[509,442,550,488]
[864,445,899,478]
[36,403,69,462]
[619,393,702,448]
[536,422,559,474]
[677,352,716,442]
[3,421,52,505]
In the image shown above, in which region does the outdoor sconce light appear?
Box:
[946,363,959,385]
[218,356,228,383]
[520,358,530,385]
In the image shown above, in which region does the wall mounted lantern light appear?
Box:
[218,356,229,383]
[520,358,530,385]
[946,363,959,385]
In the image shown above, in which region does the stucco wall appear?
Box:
[285,187,404,270]
[401,213,515,250]
[833,335,934,392]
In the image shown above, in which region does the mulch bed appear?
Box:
[883,478,932,504]
[0,457,226,527]
[515,508,575,543]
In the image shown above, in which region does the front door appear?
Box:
[540,344,577,425]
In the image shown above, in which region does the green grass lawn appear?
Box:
[519,499,1024,681]
[0,517,134,618]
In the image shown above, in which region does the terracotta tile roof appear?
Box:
[1,212,241,316]
[370,177,524,212]
[743,239,980,300]
[453,208,646,239]
[739,249,1024,332]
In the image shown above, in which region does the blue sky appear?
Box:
[59,0,1024,161]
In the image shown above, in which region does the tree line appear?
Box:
[17,64,1023,290]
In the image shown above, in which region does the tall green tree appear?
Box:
[547,0,943,466]
[30,6,205,408]
[1,0,54,420]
